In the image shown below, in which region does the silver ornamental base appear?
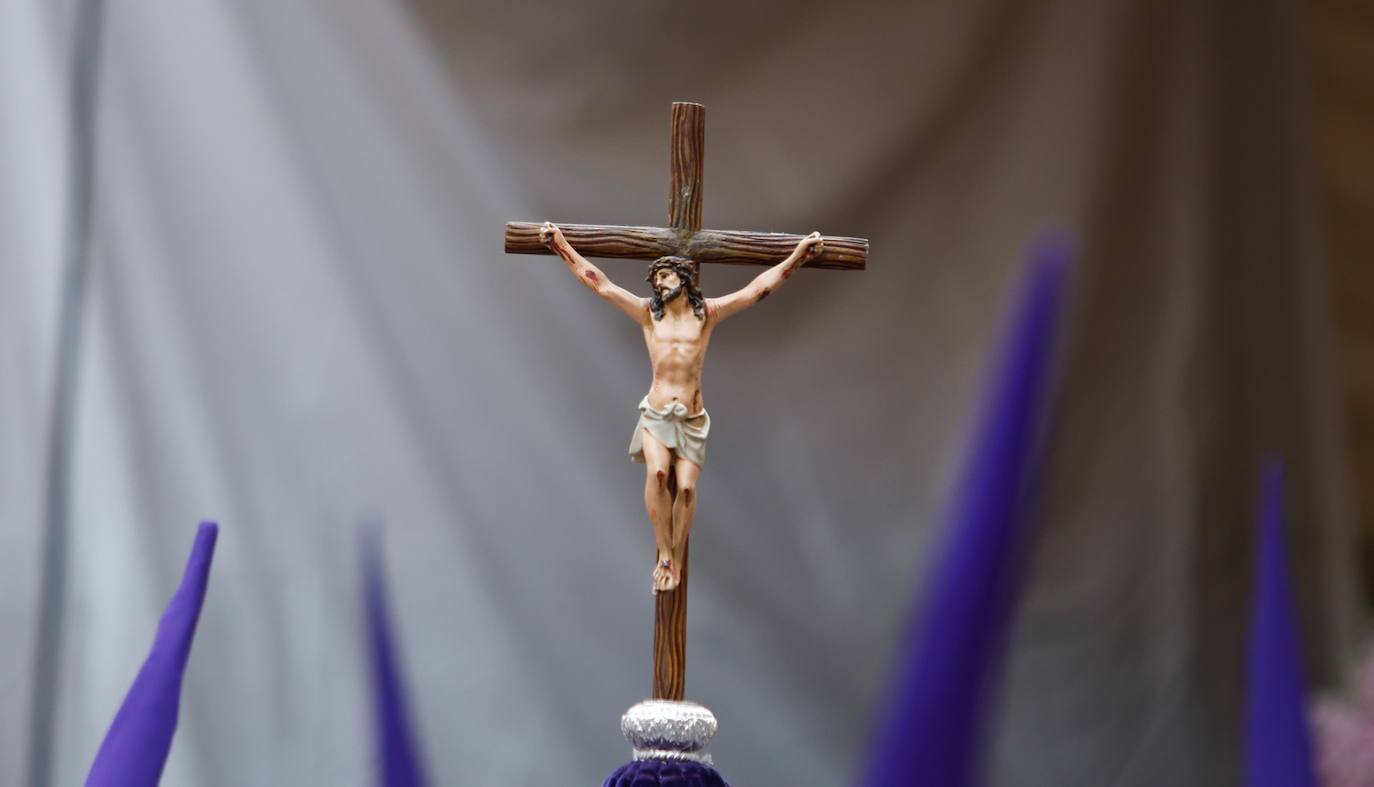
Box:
[620,700,718,765]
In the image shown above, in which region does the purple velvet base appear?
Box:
[602,760,730,787]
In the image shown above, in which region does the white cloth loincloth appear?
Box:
[628,396,711,469]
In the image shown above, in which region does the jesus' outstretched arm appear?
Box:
[541,221,647,322]
[706,232,824,322]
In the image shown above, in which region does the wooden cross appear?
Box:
[504,102,867,702]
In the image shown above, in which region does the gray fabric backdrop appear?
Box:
[1,0,1358,784]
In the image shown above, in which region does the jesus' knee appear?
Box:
[647,466,669,490]
[676,480,696,504]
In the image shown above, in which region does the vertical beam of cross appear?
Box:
[652,102,704,702]
[668,102,704,235]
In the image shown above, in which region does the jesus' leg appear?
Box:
[666,456,701,591]
[640,431,676,593]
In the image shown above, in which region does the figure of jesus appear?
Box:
[540,222,824,593]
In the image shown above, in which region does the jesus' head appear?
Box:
[646,256,705,321]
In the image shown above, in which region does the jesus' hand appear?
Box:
[540,221,569,253]
[796,231,824,260]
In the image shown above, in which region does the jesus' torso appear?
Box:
[642,303,713,412]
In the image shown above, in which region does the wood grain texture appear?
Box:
[668,103,705,232]
[682,229,867,271]
[506,222,676,259]
[505,222,867,271]
[652,537,689,701]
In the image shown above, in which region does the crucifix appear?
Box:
[505,102,867,703]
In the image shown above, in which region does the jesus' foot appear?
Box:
[652,552,680,594]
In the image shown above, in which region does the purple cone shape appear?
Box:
[861,238,1069,787]
[86,521,218,787]
[363,528,428,787]
[1243,461,1317,787]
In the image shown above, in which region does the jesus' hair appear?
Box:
[646,256,706,321]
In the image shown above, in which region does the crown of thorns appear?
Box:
[645,256,698,284]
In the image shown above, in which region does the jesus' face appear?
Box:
[645,257,704,321]
[653,268,683,299]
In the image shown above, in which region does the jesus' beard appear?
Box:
[656,284,685,305]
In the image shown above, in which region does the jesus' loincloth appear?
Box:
[628,396,711,469]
